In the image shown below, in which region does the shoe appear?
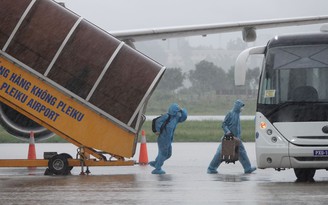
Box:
[207,168,218,174]
[148,161,156,168]
[244,167,256,174]
[151,169,166,175]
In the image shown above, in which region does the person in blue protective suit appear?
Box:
[149,103,188,174]
[207,99,256,174]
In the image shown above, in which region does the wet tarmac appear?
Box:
[0,143,328,204]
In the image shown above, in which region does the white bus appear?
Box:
[235,33,328,181]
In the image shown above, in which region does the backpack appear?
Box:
[151,114,171,133]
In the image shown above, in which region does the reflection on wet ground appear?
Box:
[1,143,328,204]
[213,174,251,182]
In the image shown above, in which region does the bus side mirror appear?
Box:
[235,46,266,86]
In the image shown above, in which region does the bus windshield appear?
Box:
[259,44,328,105]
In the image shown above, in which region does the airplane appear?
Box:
[110,15,328,48]
[59,2,328,48]
[2,1,328,141]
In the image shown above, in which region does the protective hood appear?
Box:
[232,99,245,113]
[168,103,181,116]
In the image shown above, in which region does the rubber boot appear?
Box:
[152,169,166,175]
[239,143,256,174]
[207,144,222,174]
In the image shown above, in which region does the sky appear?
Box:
[57,0,328,62]
[60,0,328,31]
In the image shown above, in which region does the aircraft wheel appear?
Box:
[294,168,316,182]
[48,154,69,175]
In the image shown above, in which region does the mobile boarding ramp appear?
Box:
[0,0,165,174]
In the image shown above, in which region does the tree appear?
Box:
[189,60,227,94]
[227,66,260,96]
[157,67,185,92]
[226,66,235,94]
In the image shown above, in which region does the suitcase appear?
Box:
[220,134,240,164]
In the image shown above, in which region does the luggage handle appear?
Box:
[224,133,234,140]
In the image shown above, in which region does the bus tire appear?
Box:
[294,168,316,182]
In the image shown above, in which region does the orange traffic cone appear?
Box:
[28,131,36,160]
[138,130,148,165]
[27,131,36,171]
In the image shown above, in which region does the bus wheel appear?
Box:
[48,154,69,175]
[294,168,316,182]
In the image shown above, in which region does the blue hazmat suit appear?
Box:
[207,99,256,174]
[149,103,187,174]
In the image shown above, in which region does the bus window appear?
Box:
[259,45,328,104]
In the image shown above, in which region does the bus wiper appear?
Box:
[266,101,299,117]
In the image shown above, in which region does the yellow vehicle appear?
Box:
[0,0,165,175]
